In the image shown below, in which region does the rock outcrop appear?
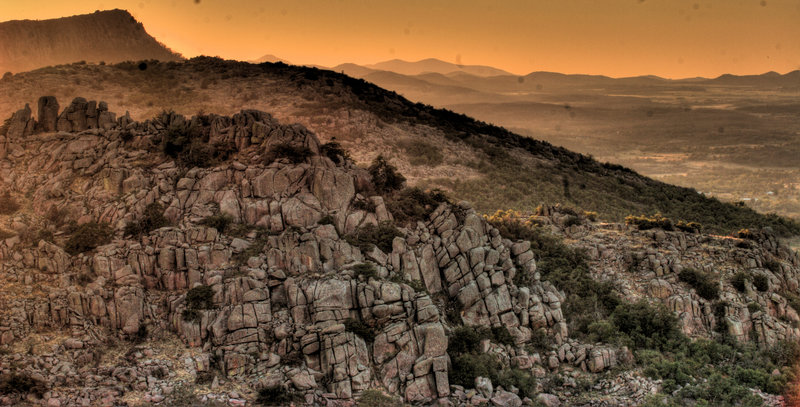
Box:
[0,98,796,406]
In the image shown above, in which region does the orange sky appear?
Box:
[2,0,799,78]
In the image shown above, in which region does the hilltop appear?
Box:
[0,9,181,73]
[1,57,797,238]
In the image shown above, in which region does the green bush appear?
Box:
[612,301,681,351]
[731,272,748,293]
[344,318,375,343]
[265,142,313,164]
[678,268,719,301]
[448,326,485,355]
[199,214,233,233]
[368,155,406,194]
[752,274,769,291]
[124,202,169,237]
[449,353,499,388]
[385,187,449,225]
[0,373,47,397]
[494,368,537,399]
[64,221,113,255]
[0,192,20,215]
[352,263,377,280]
[344,221,403,253]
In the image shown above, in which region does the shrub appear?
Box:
[344,318,375,343]
[351,199,377,212]
[612,301,681,351]
[491,326,515,346]
[199,214,233,234]
[265,143,313,164]
[449,353,499,388]
[159,116,228,168]
[0,192,20,214]
[625,213,673,231]
[0,373,47,397]
[678,268,719,301]
[676,221,702,233]
[528,328,552,353]
[357,389,402,407]
[385,187,449,225]
[407,279,427,293]
[368,155,406,194]
[256,386,298,406]
[186,285,215,310]
[64,221,113,255]
[344,221,403,253]
[495,368,537,399]
[320,141,350,165]
[449,326,485,355]
[731,272,748,293]
[752,274,769,292]
[124,202,169,237]
[352,263,377,280]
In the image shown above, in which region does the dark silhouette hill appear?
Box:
[0,9,181,73]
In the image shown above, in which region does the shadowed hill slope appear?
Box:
[0,9,181,73]
[1,56,798,237]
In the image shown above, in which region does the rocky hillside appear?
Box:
[1,57,798,239]
[0,10,181,74]
[0,97,799,406]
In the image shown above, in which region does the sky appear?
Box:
[2,0,799,78]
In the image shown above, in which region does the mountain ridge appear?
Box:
[0,9,182,74]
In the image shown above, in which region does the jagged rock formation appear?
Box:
[0,10,181,74]
[0,97,797,406]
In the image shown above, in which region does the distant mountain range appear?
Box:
[0,9,181,73]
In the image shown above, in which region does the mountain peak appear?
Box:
[0,9,182,73]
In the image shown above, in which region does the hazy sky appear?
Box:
[2,0,800,78]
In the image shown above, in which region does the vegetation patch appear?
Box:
[385,187,450,225]
[158,112,232,168]
[625,213,674,231]
[678,268,720,301]
[398,139,444,166]
[320,141,350,165]
[352,263,377,280]
[124,202,169,237]
[368,155,406,194]
[344,318,376,343]
[64,221,113,255]
[357,389,403,407]
[344,221,403,253]
[256,386,299,406]
[264,142,313,164]
[0,373,47,397]
[199,214,233,234]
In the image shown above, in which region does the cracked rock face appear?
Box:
[0,97,574,406]
[1,97,796,406]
